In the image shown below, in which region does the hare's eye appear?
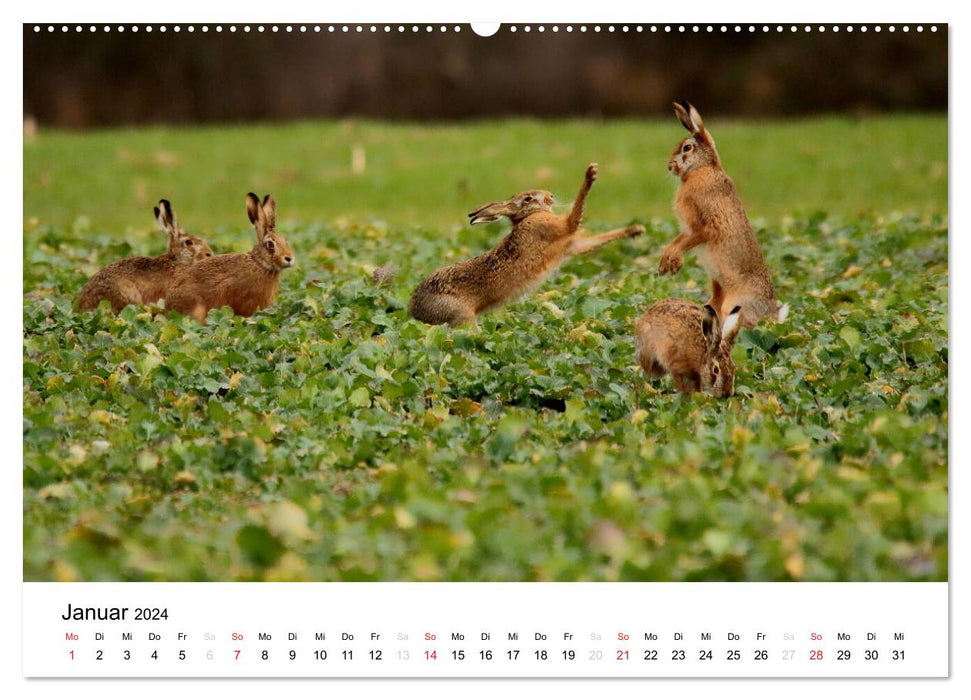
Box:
[184,239,193,246]
[266,240,275,251]
[682,144,692,153]
[712,365,720,375]
[524,196,533,203]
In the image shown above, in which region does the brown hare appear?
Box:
[409,163,644,326]
[634,298,743,397]
[660,102,787,328]
[77,199,213,313]
[164,193,294,322]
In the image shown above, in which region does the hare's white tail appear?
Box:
[777,302,790,323]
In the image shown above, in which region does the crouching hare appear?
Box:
[409,163,644,326]
[634,298,742,397]
[77,199,213,313]
[660,101,787,328]
[164,193,294,322]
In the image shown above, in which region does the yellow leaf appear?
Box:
[785,554,805,578]
[394,507,417,529]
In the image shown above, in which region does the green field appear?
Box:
[23,116,948,581]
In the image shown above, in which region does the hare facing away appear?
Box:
[77,199,213,313]
[634,298,743,397]
[660,102,787,328]
[164,193,294,322]
[409,163,644,326]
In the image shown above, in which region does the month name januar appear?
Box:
[61,604,129,621]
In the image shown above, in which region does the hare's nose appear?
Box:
[284,256,294,265]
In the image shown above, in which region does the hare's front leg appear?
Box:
[658,226,706,275]
[566,163,599,233]
[672,373,691,393]
[569,225,644,255]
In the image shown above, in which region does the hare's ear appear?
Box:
[720,305,743,347]
[674,101,706,136]
[687,103,705,134]
[155,199,179,244]
[673,101,695,132]
[246,192,268,239]
[702,304,721,350]
[261,194,276,230]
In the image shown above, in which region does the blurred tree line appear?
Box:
[24,25,946,127]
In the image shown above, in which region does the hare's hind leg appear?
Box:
[721,293,774,329]
[412,293,476,327]
[189,303,210,324]
[637,348,666,380]
[569,225,644,255]
[109,279,144,314]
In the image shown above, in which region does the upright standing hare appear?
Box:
[409,163,644,326]
[634,298,743,397]
[660,102,787,328]
[164,193,294,322]
[77,199,213,313]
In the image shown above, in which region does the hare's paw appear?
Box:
[585,163,599,184]
[658,248,683,275]
[627,224,646,238]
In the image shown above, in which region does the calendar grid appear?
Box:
[23,582,948,678]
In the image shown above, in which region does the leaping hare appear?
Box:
[635,298,743,397]
[660,102,787,328]
[77,199,213,313]
[164,193,294,322]
[409,163,644,326]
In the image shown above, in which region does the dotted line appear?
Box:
[32,24,940,34]
[506,24,937,34]
[32,25,465,33]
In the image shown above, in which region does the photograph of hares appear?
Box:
[23,25,947,583]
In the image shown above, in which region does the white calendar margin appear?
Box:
[7,0,960,697]
[23,582,948,678]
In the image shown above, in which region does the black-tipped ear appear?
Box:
[156,199,178,237]
[673,101,694,132]
[261,194,276,229]
[246,192,261,225]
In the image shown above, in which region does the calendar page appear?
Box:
[18,3,952,693]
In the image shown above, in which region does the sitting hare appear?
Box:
[164,193,294,322]
[660,102,787,328]
[409,163,644,326]
[634,298,742,397]
[77,199,212,313]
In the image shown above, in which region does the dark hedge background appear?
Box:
[24,24,947,127]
